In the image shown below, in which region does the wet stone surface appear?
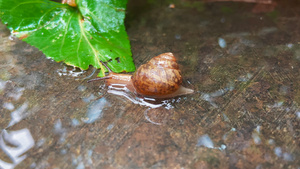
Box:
[0,0,300,168]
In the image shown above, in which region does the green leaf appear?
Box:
[0,0,135,76]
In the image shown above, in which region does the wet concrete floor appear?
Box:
[0,0,299,168]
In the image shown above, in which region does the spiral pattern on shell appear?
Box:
[132,52,182,96]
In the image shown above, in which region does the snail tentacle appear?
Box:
[87,61,114,83]
[87,76,111,83]
[100,61,113,72]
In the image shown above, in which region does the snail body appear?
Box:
[88,53,194,99]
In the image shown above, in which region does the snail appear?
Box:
[88,52,194,99]
[62,0,77,7]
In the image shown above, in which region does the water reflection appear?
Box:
[0,78,35,168]
[274,147,295,161]
[296,112,300,119]
[252,126,261,145]
[0,129,34,169]
[144,108,162,125]
[218,37,227,48]
[201,81,235,108]
[274,147,282,157]
[0,80,7,91]
[56,65,86,77]
[106,124,114,130]
[7,87,25,101]
[104,79,193,109]
[81,93,96,103]
[108,88,171,109]
[71,149,94,169]
[83,97,111,124]
[143,107,177,126]
[282,152,294,161]
[3,102,14,111]
[7,102,28,128]
[71,118,81,127]
[196,134,214,148]
[53,119,66,144]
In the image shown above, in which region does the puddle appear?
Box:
[0,0,300,168]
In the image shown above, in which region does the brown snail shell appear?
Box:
[88,52,194,99]
[132,52,182,96]
[62,0,77,7]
